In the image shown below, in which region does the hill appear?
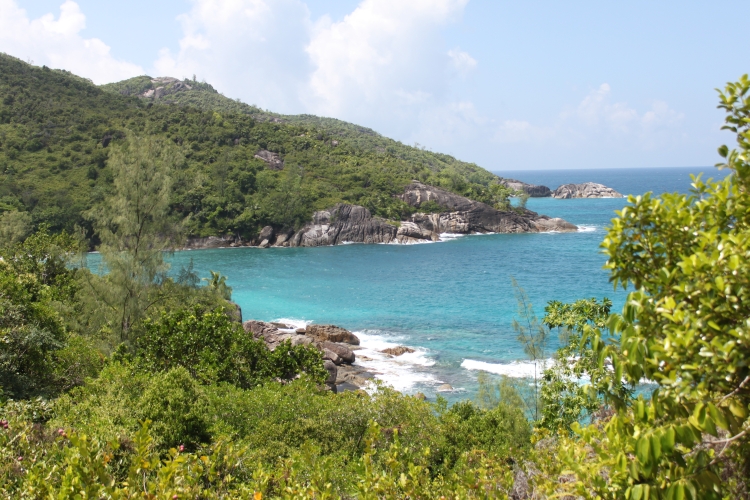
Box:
[0,53,508,241]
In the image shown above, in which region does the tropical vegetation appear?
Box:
[2,53,750,498]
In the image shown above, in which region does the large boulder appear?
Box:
[307,324,360,345]
[228,302,242,323]
[258,225,275,246]
[243,320,279,339]
[323,360,338,389]
[380,346,415,356]
[321,341,356,364]
[552,182,623,199]
[322,348,342,365]
[289,204,397,247]
[254,150,285,170]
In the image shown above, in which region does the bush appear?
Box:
[136,307,327,387]
[439,400,531,467]
[137,367,211,451]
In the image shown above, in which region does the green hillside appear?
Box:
[0,53,506,241]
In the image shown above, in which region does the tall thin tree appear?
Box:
[84,134,184,343]
[511,276,549,420]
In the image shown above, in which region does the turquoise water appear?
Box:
[94,166,729,399]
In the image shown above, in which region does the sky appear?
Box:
[1,0,747,171]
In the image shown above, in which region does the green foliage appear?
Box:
[1,54,505,243]
[137,367,212,450]
[538,298,631,432]
[136,307,327,387]
[532,75,750,499]
[440,372,531,464]
[203,270,232,300]
[0,209,31,244]
[0,227,79,398]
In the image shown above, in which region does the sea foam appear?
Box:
[350,330,439,392]
[271,319,439,393]
[461,358,553,378]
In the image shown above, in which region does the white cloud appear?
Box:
[495,84,684,149]
[447,48,477,76]
[410,100,488,148]
[494,120,552,144]
[0,0,143,84]
[153,0,314,113]
[304,0,470,126]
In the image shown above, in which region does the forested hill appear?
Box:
[0,53,505,241]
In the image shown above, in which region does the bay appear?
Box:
[92,166,729,400]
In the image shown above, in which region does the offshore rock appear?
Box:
[381,346,415,356]
[499,178,552,197]
[552,182,623,199]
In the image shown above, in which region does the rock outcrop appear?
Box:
[242,320,366,392]
[499,178,552,197]
[254,150,285,170]
[182,181,577,250]
[552,182,623,199]
[279,182,576,247]
[399,182,577,235]
[289,204,398,247]
[184,235,238,249]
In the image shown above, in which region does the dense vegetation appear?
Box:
[1,54,750,497]
[0,53,510,244]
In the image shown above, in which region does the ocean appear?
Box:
[99,166,730,400]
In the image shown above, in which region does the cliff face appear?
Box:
[281,182,577,247]
[289,205,398,247]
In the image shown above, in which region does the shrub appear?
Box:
[137,367,211,451]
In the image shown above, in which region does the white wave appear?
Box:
[461,358,553,378]
[352,330,438,392]
[577,225,598,233]
[273,317,312,332]
[439,232,465,241]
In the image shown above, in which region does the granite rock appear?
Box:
[552,182,623,199]
[380,346,415,356]
[307,324,360,345]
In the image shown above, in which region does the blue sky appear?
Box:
[2,0,747,170]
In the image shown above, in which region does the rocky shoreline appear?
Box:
[185,181,578,250]
[242,319,418,393]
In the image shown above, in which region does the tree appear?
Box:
[535,75,750,499]
[0,210,32,245]
[83,134,183,343]
[0,228,79,398]
[510,277,549,420]
[202,270,232,301]
[537,297,631,432]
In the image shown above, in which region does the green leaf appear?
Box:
[636,436,651,466]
